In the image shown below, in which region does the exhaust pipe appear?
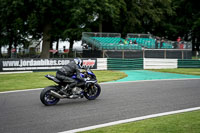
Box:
[50,90,66,99]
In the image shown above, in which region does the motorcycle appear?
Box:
[40,67,101,106]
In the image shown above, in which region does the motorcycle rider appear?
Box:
[56,58,85,92]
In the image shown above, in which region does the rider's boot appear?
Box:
[64,85,69,90]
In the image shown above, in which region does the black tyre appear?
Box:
[84,83,101,100]
[40,86,60,106]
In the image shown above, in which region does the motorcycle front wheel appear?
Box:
[84,83,101,100]
[40,86,60,106]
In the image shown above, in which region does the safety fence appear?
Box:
[144,58,177,69]
[178,59,200,68]
[101,49,192,59]
[107,58,143,70]
[106,58,200,70]
[0,58,199,72]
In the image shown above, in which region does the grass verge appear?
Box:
[0,70,127,92]
[149,68,200,76]
[80,110,200,133]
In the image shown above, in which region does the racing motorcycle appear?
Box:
[40,67,101,106]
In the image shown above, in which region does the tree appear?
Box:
[25,0,71,58]
[0,0,29,58]
[165,0,200,50]
[53,0,124,53]
[116,0,173,36]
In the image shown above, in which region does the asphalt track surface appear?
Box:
[0,79,200,133]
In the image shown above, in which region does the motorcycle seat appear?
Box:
[45,75,61,83]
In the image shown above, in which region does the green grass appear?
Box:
[94,70,127,82]
[0,70,127,92]
[80,110,200,133]
[1,68,199,92]
[149,68,200,76]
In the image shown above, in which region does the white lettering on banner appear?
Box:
[2,59,70,67]
[3,66,62,71]
[2,60,20,67]
[82,59,96,68]
[1,59,97,71]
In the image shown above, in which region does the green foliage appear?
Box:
[120,0,174,35]
[164,0,200,45]
[0,0,200,58]
[0,0,29,57]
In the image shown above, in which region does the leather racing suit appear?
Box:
[56,61,84,90]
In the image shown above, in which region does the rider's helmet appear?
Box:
[74,58,83,68]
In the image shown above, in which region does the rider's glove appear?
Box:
[84,78,89,86]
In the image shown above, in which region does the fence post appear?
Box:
[182,50,184,59]
[122,50,124,59]
[142,47,145,58]
[164,49,166,59]
[103,50,105,58]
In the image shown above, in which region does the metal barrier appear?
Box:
[127,33,153,38]
[102,49,192,59]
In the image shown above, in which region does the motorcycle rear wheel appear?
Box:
[40,86,60,106]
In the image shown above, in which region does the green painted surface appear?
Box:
[111,70,200,82]
[107,58,143,70]
[178,59,200,68]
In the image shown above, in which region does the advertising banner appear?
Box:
[0,58,97,72]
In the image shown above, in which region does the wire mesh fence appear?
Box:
[82,32,121,38]
[0,49,82,59]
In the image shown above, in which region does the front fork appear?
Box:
[84,83,96,93]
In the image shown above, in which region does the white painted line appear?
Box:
[0,71,33,74]
[0,88,43,94]
[59,106,200,133]
[1,78,200,94]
